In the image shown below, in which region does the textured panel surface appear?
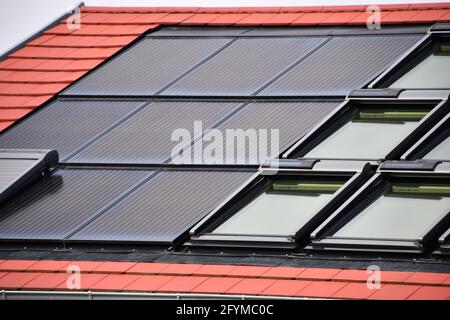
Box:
[0,160,35,194]
[259,35,422,96]
[63,38,232,95]
[162,37,326,96]
[70,170,254,243]
[0,99,145,160]
[173,101,341,165]
[70,101,242,164]
[0,169,149,240]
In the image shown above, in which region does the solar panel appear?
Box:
[0,99,145,160]
[0,168,150,240]
[69,101,243,164]
[170,101,341,165]
[161,37,326,96]
[69,170,255,244]
[259,35,423,96]
[63,38,232,96]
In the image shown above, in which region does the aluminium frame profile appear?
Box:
[282,94,449,162]
[309,160,450,254]
[187,159,373,250]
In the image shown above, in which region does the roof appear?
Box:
[1,3,450,130]
[0,3,450,300]
[1,259,449,299]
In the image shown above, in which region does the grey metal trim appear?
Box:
[347,88,403,98]
[429,23,450,33]
[0,149,58,204]
[0,290,310,300]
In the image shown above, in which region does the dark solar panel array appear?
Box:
[69,101,243,164]
[0,26,430,246]
[173,101,341,165]
[0,168,150,240]
[70,170,254,243]
[0,99,146,160]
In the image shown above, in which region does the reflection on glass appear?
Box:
[334,184,450,239]
[212,181,343,236]
[390,44,450,89]
[424,136,450,160]
[304,110,427,159]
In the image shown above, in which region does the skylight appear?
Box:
[303,108,429,159]
[389,43,450,89]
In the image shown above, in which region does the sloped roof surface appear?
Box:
[1,3,450,299]
[1,3,450,129]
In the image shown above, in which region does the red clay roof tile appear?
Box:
[160,263,204,275]
[296,281,347,298]
[158,276,208,293]
[0,260,38,271]
[123,275,174,292]
[22,273,69,290]
[227,265,272,278]
[26,260,72,272]
[263,13,304,25]
[93,261,137,274]
[404,272,450,285]
[407,286,450,300]
[235,13,277,26]
[0,272,41,289]
[56,273,108,291]
[181,14,223,25]
[208,13,250,26]
[332,282,377,299]
[191,277,243,294]
[191,264,238,276]
[89,274,140,291]
[262,279,312,296]
[126,262,171,275]
[297,268,341,281]
[369,284,421,300]
[226,278,276,295]
[261,266,306,279]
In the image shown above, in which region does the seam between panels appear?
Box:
[251,36,334,96]
[62,170,162,243]
[62,99,154,162]
[153,37,240,95]
[162,101,252,165]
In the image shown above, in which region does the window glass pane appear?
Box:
[334,184,450,239]
[304,109,427,159]
[390,43,450,89]
[212,181,343,236]
[424,136,450,160]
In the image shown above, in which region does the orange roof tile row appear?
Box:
[1,4,450,130]
[0,260,449,299]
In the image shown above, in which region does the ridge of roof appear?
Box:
[0,3,450,130]
[0,259,449,299]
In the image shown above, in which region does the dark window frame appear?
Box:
[283,98,448,161]
[310,167,450,254]
[369,31,450,90]
[188,160,372,250]
[402,112,450,161]
[436,227,450,255]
